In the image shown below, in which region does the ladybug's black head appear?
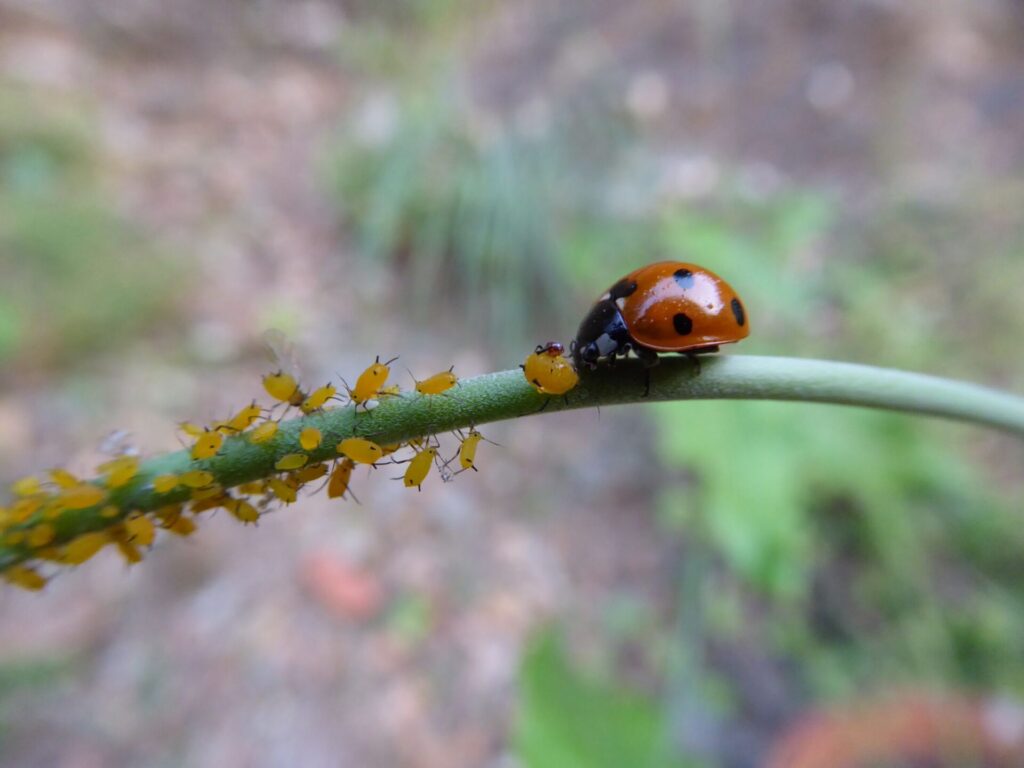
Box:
[572,340,601,370]
[571,299,631,369]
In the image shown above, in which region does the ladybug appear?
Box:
[571,261,749,370]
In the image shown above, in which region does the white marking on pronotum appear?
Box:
[596,333,618,356]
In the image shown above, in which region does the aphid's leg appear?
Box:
[535,396,551,414]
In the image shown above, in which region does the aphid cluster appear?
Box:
[0,356,491,592]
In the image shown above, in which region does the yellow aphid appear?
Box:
[100,456,140,488]
[459,430,484,471]
[49,468,79,489]
[327,458,355,500]
[191,484,225,501]
[191,430,224,461]
[100,505,120,518]
[11,476,42,497]
[293,463,328,483]
[34,547,64,563]
[178,422,207,439]
[380,442,402,456]
[299,427,323,451]
[301,384,337,414]
[152,474,180,493]
[263,370,304,406]
[221,401,263,433]
[237,480,268,495]
[115,540,143,565]
[180,470,215,488]
[337,437,384,465]
[249,421,279,444]
[350,355,397,404]
[4,565,46,591]
[268,477,298,504]
[65,532,110,565]
[522,344,579,396]
[59,484,107,510]
[152,504,195,536]
[414,366,458,395]
[3,531,26,546]
[124,514,156,547]
[190,493,230,514]
[153,504,183,523]
[165,515,197,537]
[226,499,259,525]
[275,453,309,471]
[41,501,64,520]
[27,523,56,548]
[10,497,44,522]
[403,447,438,490]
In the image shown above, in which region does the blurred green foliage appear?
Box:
[649,198,1024,736]
[329,89,628,349]
[0,82,181,373]
[0,656,74,746]
[515,629,688,768]
[328,8,632,351]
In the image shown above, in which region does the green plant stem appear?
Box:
[4,354,1023,570]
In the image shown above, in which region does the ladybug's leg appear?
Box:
[679,345,717,374]
[634,346,659,398]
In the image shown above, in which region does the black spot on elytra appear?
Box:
[731,298,746,326]
[609,279,638,301]
[673,268,695,289]
[673,312,693,335]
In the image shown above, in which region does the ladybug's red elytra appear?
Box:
[571,261,749,370]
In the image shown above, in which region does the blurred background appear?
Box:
[1,1,1023,766]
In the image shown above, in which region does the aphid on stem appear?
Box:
[409,365,458,396]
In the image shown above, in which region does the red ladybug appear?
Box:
[571,261,749,370]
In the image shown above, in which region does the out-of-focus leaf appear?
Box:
[655,400,1001,599]
[515,629,689,768]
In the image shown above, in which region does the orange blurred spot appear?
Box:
[299,551,383,621]
[766,688,1024,768]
